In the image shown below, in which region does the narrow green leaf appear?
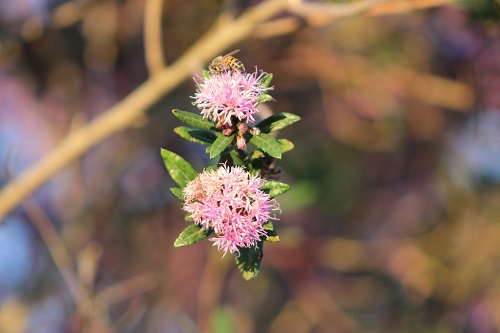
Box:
[172,109,216,130]
[209,134,234,159]
[160,149,197,188]
[249,133,282,159]
[256,93,274,104]
[266,234,279,243]
[263,222,279,242]
[174,224,212,247]
[255,112,301,133]
[174,126,217,145]
[248,168,260,177]
[259,73,273,88]
[170,187,184,200]
[202,70,211,79]
[235,242,263,280]
[250,150,265,159]
[278,138,295,154]
[229,150,245,166]
[261,180,291,198]
[263,221,274,231]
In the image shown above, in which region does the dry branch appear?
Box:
[0,0,289,220]
[0,0,453,220]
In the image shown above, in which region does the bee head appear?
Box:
[208,64,218,73]
[208,56,223,73]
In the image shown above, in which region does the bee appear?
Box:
[208,50,245,74]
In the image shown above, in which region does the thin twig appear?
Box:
[288,0,457,20]
[24,197,156,331]
[287,0,390,19]
[24,198,116,331]
[366,0,458,16]
[144,0,166,75]
[254,0,458,38]
[24,197,90,305]
[92,273,158,312]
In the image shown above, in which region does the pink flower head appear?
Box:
[192,69,271,128]
[182,165,279,256]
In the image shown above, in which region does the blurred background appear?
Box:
[1,0,500,332]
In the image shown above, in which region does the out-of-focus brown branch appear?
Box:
[197,250,231,333]
[23,198,114,332]
[287,0,389,20]
[0,0,440,220]
[0,0,289,221]
[254,0,458,38]
[144,0,166,75]
[24,198,90,305]
[25,197,157,330]
[366,0,458,16]
[92,273,158,312]
[254,0,390,38]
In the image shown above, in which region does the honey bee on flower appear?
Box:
[208,50,245,74]
[192,68,271,128]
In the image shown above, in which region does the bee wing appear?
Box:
[224,49,240,57]
[210,55,222,63]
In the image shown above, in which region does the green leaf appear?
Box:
[174,224,212,247]
[259,73,273,88]
[202,70,211,79]
[174,126,217,145]
[209,134,234,159]
[235,242,263,280]
[255,112,301,133]
[278,138,295,154]
[172,109,216,130]
[256,93,274,104]
[261,180,291,198]
[265,233,279,243]
[160,149,197,188]
[248,168,260,177]
[250,150,265,159]
[229,150,245,166]
[170,187,184,200]
[263,221,274,231]
[263,222,279,242]
[249,133,282,159]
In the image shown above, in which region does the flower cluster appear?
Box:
[182,165,279,256]
[192,69,270,129]
[162,50,298,279]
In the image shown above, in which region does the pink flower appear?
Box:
[182,165,279,256]
[192,69,270,128]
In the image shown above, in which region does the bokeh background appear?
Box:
[1,0,500,332]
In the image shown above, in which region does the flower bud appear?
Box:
[236,133,247,150]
